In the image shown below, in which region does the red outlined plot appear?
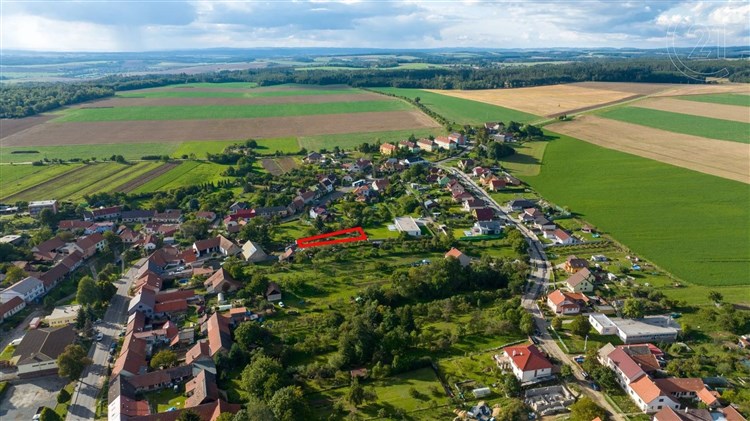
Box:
[296,227,368,249]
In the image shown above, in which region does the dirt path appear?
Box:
[114,161,181,193]
[547,115,750,184]
[631,97,750,123]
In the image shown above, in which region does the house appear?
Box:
[11,325,76,376]
[564,255,589,273]
[153,210,183,223]
[380,143,398,155]
[46,304,81,327]
[398,140,420,153]
[504,174,522,186]
[473,220,503,235]
[546,290,589,315]
[133,272,163,294]
[304,152,323,163]
[58,220,94,232]
[448,132,466,145]
[565,268,595,293]
[372,179,390,192]
[445,247,472,267]
[279,247,295,262]
[241,241,268,263]
[83,206,122,221]
[127,399,240,421]
[628,376,679,413]
[185,369,219,408]
[463,199,486,212]
[0,235,23,245]
[1,276,45,303]
[488,178,507,191]
[38,264,69,292]
[195,211,216,223]
[508,199,535,211]
[28,200,58,217]
[472,166,488,177]
[654,378,719,408]
[254,206,289,218]
[394,216,421,237]
[652,407,713,421]
[73,232,106,259]
[204,269,241,294]
[121,209,156,223]
[417,138,436,152]
[0,296,26,322]
[142,234,158,251]
[502,344,553,383]
[521,208,543,222]
[202,313,233,356]
[380,158,405,173]
[473,208,494,222]
[32,236,66,261]
[544,229,575,245]
[309,206,329,220]
[266,282,282,302]
[533,217,556,231]
[193,235,241,257]
[434,136,455,150]
[319,178,334,193]
[185,341,216,373]
[601,346,648,388]
[484,122,503,132]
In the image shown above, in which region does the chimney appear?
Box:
[512,350,517,357]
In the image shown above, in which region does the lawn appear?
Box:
[0,143,179,163]
[6,162,132,202]
[370,88,538,125]
[53,100,410,122]
[523,133,750,289]
[299,127,444,151]
[172,138,300,158]
[678,93,750,107]
[598,107,750,144]
[0,163,83,199]
[131,160,228,193]
[161,82,259,89]
[501,141,549,176]
[0,345,15,361]
[144,386,187,412]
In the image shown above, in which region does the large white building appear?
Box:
[394,216,421,237]
[28,200,58,217]
[589,313,680,344]
[0,276,45,303]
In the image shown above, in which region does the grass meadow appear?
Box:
[131,161,228,193]
[53,100,410,122]
[117,86,361,99]
[678,93,750,107]
[371,88,538,125]
[599,107,750,143]
[523,133,750,288]
[0,143,179,163]
[0,164,82,199]
[501,141,549,176]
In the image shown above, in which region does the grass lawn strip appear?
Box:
[371,88,538,125]
[677,93,750,107]
[523,133,750,288]
[0,143,179,164]
[598,107,750,144]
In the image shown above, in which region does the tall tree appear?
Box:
[57,344,92,380]
[345,377,365,406]
[622,298,645,319]
[76,276,99,306]
[268,386,309,421]
[570,315,592,337]
[241,352,285,401]
[569,397,607,421]
[232,398,274,421]
[150,349,178,369]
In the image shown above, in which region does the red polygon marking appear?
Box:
[296,226,368,249]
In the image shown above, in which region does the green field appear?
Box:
[162,82,259,89]
[371,88,538,125]
[0,143,179,164]
[0,164,82,199]
[172,137,300,158]
[131,161,228,193]
[117,90,255,98]
[53,100,409,122]
[299,127,444,151]
[6,162,127,201]
[523,133,750,288]
[678,93,750,107]
[599,107,750,144]
[501,141,548,176]
[117,86,362,99]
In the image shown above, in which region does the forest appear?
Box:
[1,58,748,118]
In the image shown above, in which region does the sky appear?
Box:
[1,0,748,52]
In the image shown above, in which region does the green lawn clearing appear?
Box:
[523,133,750,289]
[677,93,750,107]
[53,100,410,122]
[599,107,750,144]
[371,88,538,125]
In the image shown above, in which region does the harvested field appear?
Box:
[262,157,298,175]
[654,83,750,97]
[128,84,355,95]
[427,84,639,117]
[568,82,680,95]
[114,162,180,193]
[1,111,439,147]
[82,92,389,108]
[632,98,750,123]
[547,115,750,184]
[0,115,55,137]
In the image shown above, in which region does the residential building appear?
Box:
[202,313,233,356]
[472,220,503,235]
[1,276,45,303]
[46,304,81,327]
[0,296,26,322]
[563,255,589,273]
[448,132,466,145]
[266,282,282,302]
[445,247,472,267]
[508,199,535,211]
[502,344,553,383]
[241,241,268,262]
[380,143,398,155]
[394,216,421,236]
[28,200,58,217]
[544,229,575,245]
[11,325,76,376]
[546,290,589,315]
[204,269,241,294]
[628,376,679,413]
[417,139,435,152]
[193,235,241,257]
[83,206,122,221]
[434,136,455,150]
[473,208,495,222]
[565,268,595,293]
[73,232,106,259]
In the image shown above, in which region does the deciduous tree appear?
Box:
[57,344,92,379]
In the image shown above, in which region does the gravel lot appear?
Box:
[0,376,67,420]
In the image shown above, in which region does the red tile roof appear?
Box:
[654,378,718,406]
[629,376,665,404]
[607,348,646,382]
[0,296,25,317]
[503,344,553,372]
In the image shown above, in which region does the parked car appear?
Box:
[278,301,286,308]
[96,333,104,341]
[590,382,600,391]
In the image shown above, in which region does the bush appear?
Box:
[57,388,71,404]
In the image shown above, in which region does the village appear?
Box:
[1,121,748,421]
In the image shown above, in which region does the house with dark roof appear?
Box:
[185,369,219,408]
[508,199,535,211]
[564,255,589,273]
[31,237,66,261]
[83,206,122,221]
[204,268,241,294]
[121,210,156,223]
[12,325,76,376]
[40,263,69,291]
[0,296,26,322]
[193,235,241,257]
[266,282,282,302]
[565,268,595,293]
[473,208,494,222]
[153,210,183,224]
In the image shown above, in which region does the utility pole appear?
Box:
[584,334,589,352]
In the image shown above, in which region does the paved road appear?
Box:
[66,259,143,421]
[445,167,625,420]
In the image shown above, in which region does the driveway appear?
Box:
[0,376,67,420]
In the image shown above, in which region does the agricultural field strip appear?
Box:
[547,115,750,184]
[115,162,180,193]
[68,162,162,200]
[524,133,750,287]
[4,163,129,202]
[599,107,750,143]
[675,93,750,107]
[85,93,388,107]
[0,164,83,199]
[630,97,750,123]
[53,101,411,122]
[131,161,227,193]
[131,161,203,193]
[117,88,362,98]
[0,143,180,163]
[1,111,438,147]
[652,83,750,98]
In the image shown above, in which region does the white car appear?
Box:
[96,333,104,341]
[33,415,41,421]
[278,302,285,308]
